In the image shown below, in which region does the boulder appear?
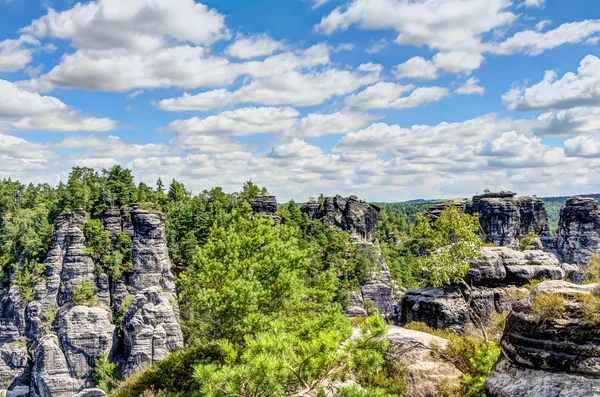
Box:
[486,280,600,397]
[467,247,577,286]
[556,196,600,266]
[31,334,82,397]
[384,326,463,397]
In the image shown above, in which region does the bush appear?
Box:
[462,342,501,397]
[71,280,97,306]
[584,254,600,283]
[93,354,118,393]
[574,293,600,325]
[531,293,566,324]
[518,232,537,251]
[45,304,56,325]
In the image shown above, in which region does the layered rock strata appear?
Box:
[486,280,600,396]
[556,196,600,266]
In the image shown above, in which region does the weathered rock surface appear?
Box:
[250,196,281,224]
[384,326,463,397]
[301,195,380,243]
[0,205,184,396]
[396,246,573,331]
[129,206,176,295]
[121,287,183,377]
[467,247,577,286]
[424,202,463,221]
[556,196,600,266]
[465,192,549,249]
[486,280,600,397]
[121,206,183,377]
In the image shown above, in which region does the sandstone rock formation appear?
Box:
[0,206,183,396]
[395,247,574,331]
[250,196,281,224]
[384,325,463,397]
[486,280,600,396]
[556,196,600,266]
[301,195,381,242]
[301,196,398,319]
[465,192,549,249]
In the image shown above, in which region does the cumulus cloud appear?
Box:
[21,0,228,52]
[455,78,485,95]
[285,111,378,137]
[534,107,600,136]
[394,51,484,79]
[316,0,516,52]
[0,79,117,131]
[168,107,300,135]
[30,43,331,92]
[345,82,448,109]
[504,55,600,111]
[0,35,38,72]
[564,136,600,158]
[157,63,381,110]
[226,34,286,59]
[488,21,600,55]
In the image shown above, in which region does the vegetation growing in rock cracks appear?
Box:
[71,280,98,306]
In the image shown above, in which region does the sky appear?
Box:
[0,0,600,202]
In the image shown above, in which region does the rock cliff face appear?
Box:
[0,206,183,396]
[301,196,398,319]
[486,280,600,396]
[465,192,549,249]
[250,196,282,224]
[394,247,574,331]
[556,196,600,266]
[301,195,381,243]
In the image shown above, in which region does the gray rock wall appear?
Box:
[0,206,183,396]
[556,196,600,266]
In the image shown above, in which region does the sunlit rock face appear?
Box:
[486,280,600,397]
[0,205,183,396]
[556,196,600,266]
[301,195,399,319]
[250,195,282,224]
[465,192,549,249]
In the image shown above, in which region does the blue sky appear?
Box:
[0,0,599,201]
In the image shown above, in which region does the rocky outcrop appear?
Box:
[121,206,183,376]
[556,196,600,266]
[301,195,380,243]
[424,202,463,221]
[250,196,281,224]
[465,192,549,249]
[384,326,463,397]
[467,247,577,286]
[301,195,397,319]
[121,288,183,377]
[486,280,600,396]
[0,205,183,396]
[395,247,574,331]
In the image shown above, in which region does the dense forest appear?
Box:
[2,166,596,397]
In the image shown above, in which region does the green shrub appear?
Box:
[518,232,537,251]
[45,304,56,325]
[462,342,501,397]
[574,294,600,325]
[584,254,600,283]
[531,293,566,323]
[93,354,118,393]
[71,280,97,306]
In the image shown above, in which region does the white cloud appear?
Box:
[157,64,381,110]
[269,138,324,159]
[54,135,172,158]
[523,0,545,8]
[488,20,600,55]
[0,36,38,72]
[307,0,331,9]
[316,0,517,52]
[455,77,485,95]
[345,82,448,109]
[0,79,117,132]
[504,55,600,111]
[394,51,484,79]
[534,107,600,136]
[285,111,378,137]
[365,38,390,54]
[168,107,300,135]
[21,0,228,52]
[564,136,600,158]
[30,43,331,92]
[393,57,438,79]
[226,34,286,59]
